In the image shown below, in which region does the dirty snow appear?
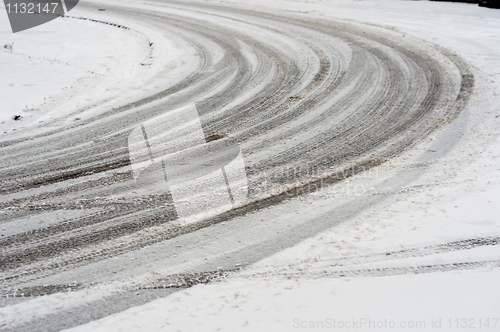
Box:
[1,0,500,330]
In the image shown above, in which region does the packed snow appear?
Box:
[1,0,500,331]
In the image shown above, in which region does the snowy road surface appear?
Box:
[0,0,499,331]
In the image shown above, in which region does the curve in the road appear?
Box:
[0,0,472,296]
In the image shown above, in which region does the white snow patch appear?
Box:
[64,269,500,332]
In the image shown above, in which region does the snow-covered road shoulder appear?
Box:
[0,5,181,136]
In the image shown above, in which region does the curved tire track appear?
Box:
[0,0,472,303]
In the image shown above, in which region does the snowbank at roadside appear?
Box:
[0,3,195,138]
[0,7,153,133]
